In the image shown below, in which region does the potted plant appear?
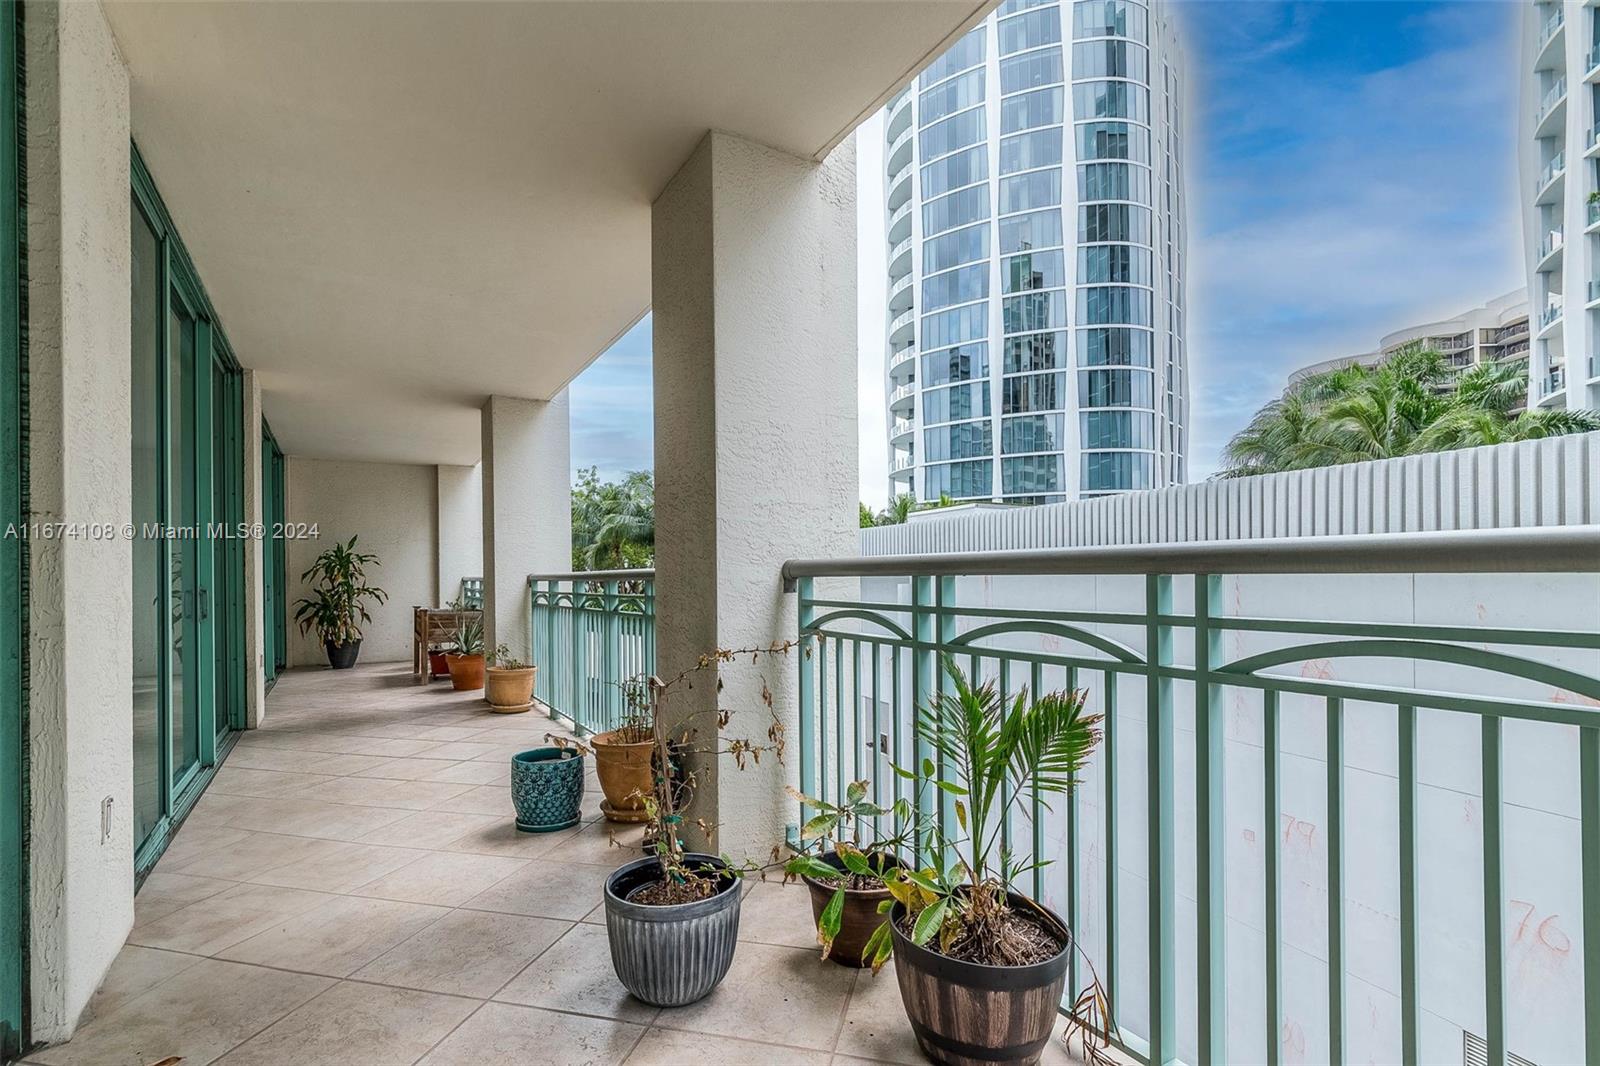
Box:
[485,643,536,712]
[427,641,455,680]
[876,657,1108,1066]
[590,681,655,823]
[603,643,793,1007]
[445,616,486,691]
[292,535,387,669]
[511,738,585,832]
[784,781,912,967]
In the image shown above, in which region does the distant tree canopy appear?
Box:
[860,492,954,527]
[571,467,653,570]
[1218,343,1600,479]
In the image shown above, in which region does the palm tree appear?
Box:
[1218,343,1598,477]
[571,468,654,570]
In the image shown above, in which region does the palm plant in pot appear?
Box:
[445,616,486,691]
[879,657,1107,1066]
[784,781,912,968]
[292,536,387,669]
[485,643,536,712]
[603,642,794,1008]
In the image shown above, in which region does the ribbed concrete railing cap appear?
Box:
[781,525,1600,589]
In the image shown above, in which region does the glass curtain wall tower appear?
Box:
[885,0,1188,504]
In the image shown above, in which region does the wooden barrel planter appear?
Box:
[888,891,1070,1066]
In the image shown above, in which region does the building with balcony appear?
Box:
[883,0,1188,505]
[1286,289,1532,390]
[1521,0,1600,410]
[2,3,1599,1066]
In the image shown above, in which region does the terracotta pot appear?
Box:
[427,648,451,678]
[485,666,536,713]
[591,729,654,823]
[445,653,485,691]
[800,850,899,968]
[889,890,1070,1066]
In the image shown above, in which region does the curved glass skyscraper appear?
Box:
[885,0,1188,504]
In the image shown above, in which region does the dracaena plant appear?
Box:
[784,780,914,960]
[292,535,387,646]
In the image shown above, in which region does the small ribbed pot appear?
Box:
[604,853,741,1007]
[510,748,584,832]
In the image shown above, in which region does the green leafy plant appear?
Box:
[451,616,484,657]
[292,535,387,647]
[784,780,914,959]
[489,643,528,670]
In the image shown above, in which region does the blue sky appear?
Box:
[570,0,1525,488]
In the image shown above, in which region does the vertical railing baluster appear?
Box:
[1066,664,1080,1000]
[870,639,882,841]
[834,634,845,808]
[819,634,830,807]
[1196,574,1225,1065]
[602,580,620,734]
[572,583,588,733]
[1582,725,1600,1066]
[912,575,936,866]
[644,577,656,676]
[999,659,1012,860]
[1146,573,1176,1066]
[1031,659,1044,905]
[1264,689,1282,1066]
[852,639,863,789]
[891,636,904,844]
[1399,704,1419,1066]
[1327,696,1345,1066]
[1482,714,1506,1066]
[797,576,816,830]
[1103,667,1119,1025]
[939,576,959,850]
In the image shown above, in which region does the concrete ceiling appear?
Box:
[105,0,992,465]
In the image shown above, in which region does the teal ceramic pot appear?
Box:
[511,747,584,832]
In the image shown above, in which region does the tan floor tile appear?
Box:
[217,894,449,977]
[444,820,568,858]
[225,745,323,772]
[738,879,825,950]
[420,760,509,785]
[408,740,503,761]
[30,958,331,1066]
[299,752,397,776]
[75,946,204,1025]
[250,839,426,893]
[351,850,529,906]
[655,942,856,1051]
[353,909,568,997]
[426,783,515,816]
[463,858,613,920]
[833,962,918,1065]
[627,1028,831,1065]
[494,922,658,1025]
[163,830,342,883]
[207,766,336,798]
[154,824,251,869]
[353,756,468,780]
[213,980,478,1066]
[543,819,648,866]
[418,1001,646,1066]
[132,871,236,927]
[358,809,501,850]
[129,882,335,956]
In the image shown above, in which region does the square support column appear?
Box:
[481,395,570,660]
[652,131,857,861]
[25,0,134,1041]
[436,463,483,607]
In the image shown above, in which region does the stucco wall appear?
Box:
[25,0,135,1041]
[436,463,482,607]
[284,458,437,667]
[653,131,858,861]
[481,396,569,658]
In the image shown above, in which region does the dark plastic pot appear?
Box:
[325,639,361,670]
[889,890,1070,1066]
[800,850,899,968]
[604,853,741,1007]
[510,747,584,832]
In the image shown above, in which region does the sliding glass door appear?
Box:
[131,151,247,874]
[262,425,286,688]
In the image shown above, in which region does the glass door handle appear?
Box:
[198,587,210,620]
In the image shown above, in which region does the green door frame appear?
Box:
[131,145,248,876]
[0,0,25,1054]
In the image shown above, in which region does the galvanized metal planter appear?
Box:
[510,747,584,833]
[604,853,740,1007]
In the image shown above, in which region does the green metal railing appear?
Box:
[782,527,1600,1066]
[459,576,484,610]
[527,569,655,735]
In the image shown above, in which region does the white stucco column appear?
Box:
[25,0,134,1041]
[481,395,570,660]
[242,371,267,727]
[652,131,857,862]
[436,463,483,607]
